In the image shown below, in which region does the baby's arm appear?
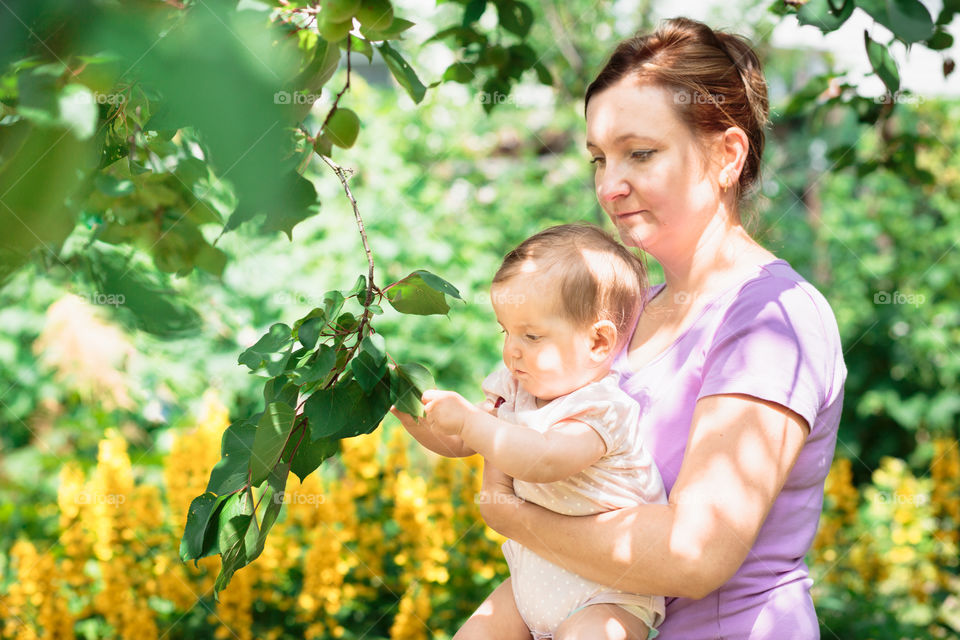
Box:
[422,390,606,483]
[395,408,477,458]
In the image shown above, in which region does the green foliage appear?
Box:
[180,265,463,595]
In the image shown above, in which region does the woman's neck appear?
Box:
[655,214,772,297]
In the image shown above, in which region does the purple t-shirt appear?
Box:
[612,259,846,639]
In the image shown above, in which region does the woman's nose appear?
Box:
[596,164,630,203]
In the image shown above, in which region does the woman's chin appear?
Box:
[613,224,655,252]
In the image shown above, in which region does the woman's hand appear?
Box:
[421,389,478,437]
[477,460,523,536]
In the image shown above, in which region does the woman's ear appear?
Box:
[589,320,619,363]
[717,126,749,189]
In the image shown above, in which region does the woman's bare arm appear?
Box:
[478,393,809,599]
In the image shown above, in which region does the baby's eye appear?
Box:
[525,334,540,341]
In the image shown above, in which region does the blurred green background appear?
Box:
[1,0,958,637]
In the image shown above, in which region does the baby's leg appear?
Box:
[554,603,650,640]
[454,577,531,640]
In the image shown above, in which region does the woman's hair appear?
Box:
[493,224,646,347]
[584,17,769,197]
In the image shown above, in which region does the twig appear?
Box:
[318,153,381,388]
[319,154,375,307]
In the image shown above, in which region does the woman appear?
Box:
[400,17,846,639]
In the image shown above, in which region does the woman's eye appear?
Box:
[589,157,604,165]
[631,150,655,161]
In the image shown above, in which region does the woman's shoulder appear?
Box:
[724,259,841,338]
[711,258,847,391]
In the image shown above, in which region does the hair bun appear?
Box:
[714,32,769,132]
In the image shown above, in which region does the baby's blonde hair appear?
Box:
[493,224,647,348]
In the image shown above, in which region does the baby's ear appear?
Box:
[589,320,618,362]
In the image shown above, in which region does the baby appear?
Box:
[401,223,667,640]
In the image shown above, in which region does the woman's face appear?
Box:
[585,79,720,258]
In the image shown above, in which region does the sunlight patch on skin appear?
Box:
[598,508,638,565]
[604,617,629,640]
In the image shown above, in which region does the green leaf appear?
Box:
[287,422,340,481]
[250,402,297,486]
[297,316,323,349]
[927,29,954,50]
[263,376,300,408]
[179,492,225,563]
[496,0,533,37]
[292,344,337,385]
[95,0,304,241]
[377,42,427,103]
[351,274,368,299]
[856,0,935,43]
[350,334,387,392]
[238,323,293,371]
[443,62,476,83]
[214,489,259,598]
[463,0,487,25]
[86,243,203,337]
[323,290,345,320]
[296,37,341,94]
[95,173,135,197]
[360,17,416,40]
[386,270,460,315]
[304,377,392,440]
[206,420,257,495]
[195,244,228,277]
[864,31,900,94]
[417,270,463,299]
[798,0,855,33]
[348,35,375,62]
[391,362,435,418]
[0,121,88,284]
[259,171,319,240]
[533,61,553,86]
[207,449,251,496]
[250,462,290,562]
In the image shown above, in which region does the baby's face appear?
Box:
[491,277,607,402]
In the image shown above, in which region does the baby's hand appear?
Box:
[421,390,476,437]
